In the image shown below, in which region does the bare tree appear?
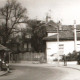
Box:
[0,0,28,45]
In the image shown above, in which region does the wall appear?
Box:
[46,41,80,63]
[48,33,57,37]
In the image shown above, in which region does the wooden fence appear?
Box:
[10,52,46,63]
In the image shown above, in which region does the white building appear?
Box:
[43,21,80,63]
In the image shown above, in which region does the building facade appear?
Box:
[43,21,80,63]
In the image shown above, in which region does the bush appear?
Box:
[62,51,78,61]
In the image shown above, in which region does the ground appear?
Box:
[0,65,80,80]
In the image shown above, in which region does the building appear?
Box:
[43,21,80,63]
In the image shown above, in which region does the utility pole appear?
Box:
[74,20,77,51]
[57,27,59,66]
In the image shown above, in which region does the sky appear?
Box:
[1,0,80,25]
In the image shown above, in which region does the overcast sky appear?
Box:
[1,0,80,25]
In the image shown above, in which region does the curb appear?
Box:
[0,71,10,76]
[59,65,80,71]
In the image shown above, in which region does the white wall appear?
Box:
[48,33,57,37]
[46,41,80,63]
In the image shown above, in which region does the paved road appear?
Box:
[0,65,80,80]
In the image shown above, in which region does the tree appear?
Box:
[0,0,28,46]
[28,20,47,52]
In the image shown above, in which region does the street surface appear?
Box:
[0,65,80,80]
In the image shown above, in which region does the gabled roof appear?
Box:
[43,20,80,41]
[43,30,80,41]
[45,20,80,32]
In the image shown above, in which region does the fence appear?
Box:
[10,52,46,63]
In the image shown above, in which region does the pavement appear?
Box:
[9,61,80,70]
[1,61,80,76]
[0,71,8,76]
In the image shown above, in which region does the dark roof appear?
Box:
[43,21,80,41]
[62,25,80,30]
[43,30,80,41]
[45,20,58,32]
[45,20,80,32]
[62,25,73,30]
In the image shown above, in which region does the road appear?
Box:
[0,65,80,80]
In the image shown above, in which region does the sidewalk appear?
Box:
[63,64,80,71]
[0,71,8,76]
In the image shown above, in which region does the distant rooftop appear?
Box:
[45,20,80,32]
[43,30,80,41]
[43,21,80,41]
